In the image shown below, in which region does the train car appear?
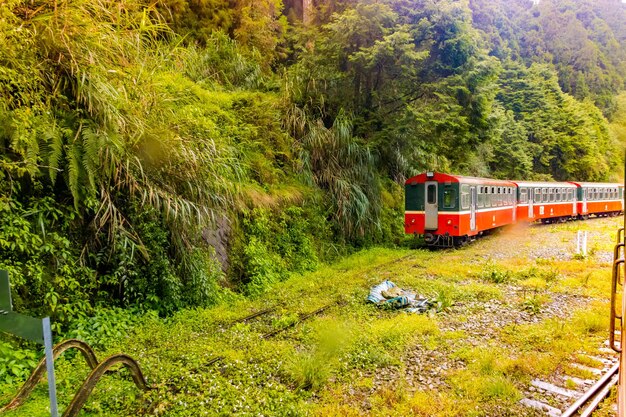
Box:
[568,182,624,219]
[512,181,578,223]
[405,172,516,247]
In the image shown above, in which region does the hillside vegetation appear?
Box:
[0,0,625,377]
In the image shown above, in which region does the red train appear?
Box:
[405,172,624,247]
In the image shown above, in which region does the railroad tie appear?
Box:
[531,379,582,398]
[519,398,562,417]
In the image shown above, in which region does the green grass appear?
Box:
[2,217,623,416]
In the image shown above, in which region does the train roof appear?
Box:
[568,181,624,188]
[511,181,576,188]
[405,172,515,186]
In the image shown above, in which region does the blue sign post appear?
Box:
[0,270,58,417]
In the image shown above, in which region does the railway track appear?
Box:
[520,340,619,416]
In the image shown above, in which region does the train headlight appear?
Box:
[447,220,452,225]
[411,219,415,224]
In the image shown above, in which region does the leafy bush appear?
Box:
[65,307,148,350]
[0,340,38,385]
[0,195,96,331]
[236,207,320,295]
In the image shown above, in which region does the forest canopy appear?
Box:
[0,0,625,325]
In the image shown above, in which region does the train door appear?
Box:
[528,188,534,219]
[425,181,438,230]
[572,188,576,214]
[582,188,588,213]
[470,186,477,231]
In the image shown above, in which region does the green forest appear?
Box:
[1,0,626,393]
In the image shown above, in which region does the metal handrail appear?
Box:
[610,254,624,353]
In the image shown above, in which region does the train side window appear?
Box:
[477,188,484,208]
[460,185,470,209]
[549,188,555,203]
[427,184,436,204]
[534,188,540,203]
[541,188,547,203]
[520,188,528,204]
[443,187,456,208]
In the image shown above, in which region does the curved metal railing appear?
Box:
[0,339,151,417]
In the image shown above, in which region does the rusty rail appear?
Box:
[62,354,151,417]
[1,339,99,412]
[261,301,342,339]
[0,339,151,417]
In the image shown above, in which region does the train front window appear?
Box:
[427,184,436,204]
[443,187,456,208]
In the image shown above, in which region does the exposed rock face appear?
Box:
[202,214,231,272]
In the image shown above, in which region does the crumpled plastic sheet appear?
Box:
[366,280,432,313]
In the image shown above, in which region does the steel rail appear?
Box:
[261,301,342,340]
[561,363,619,417]
[232,307,275,324]
[62,354,151,417]
[1,339,100,412]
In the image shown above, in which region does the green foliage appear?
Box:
[301,114,381,240]
[236,207,319,295]
[65,307,147,350]
[0,0,624,355]
[0,341,38,385]
[480,262,513,284]
[521,296,545,315]
[0,194,95,330]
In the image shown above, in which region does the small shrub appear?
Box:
[0,341,38,385]
[521,295,545,315]
[65,307,146,349]
[480,262,512,284]
[434,289,453,312]
[287,351,332,391]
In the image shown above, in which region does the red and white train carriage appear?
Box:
[405,172,624,247]
[512,181,578,223]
